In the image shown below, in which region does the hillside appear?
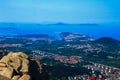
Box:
[94,37,120,45]
[93,37,120,52]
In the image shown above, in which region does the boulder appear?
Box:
[20,58,29,73]
[0,52,49,80]
[8,55,21,73]
[0,67,13,79]
[0,56,9,63]
[11,52,28,59]
[12,75,21,80]
[0,75,11,80]
[18,74,31,80]
[0,63,6,67]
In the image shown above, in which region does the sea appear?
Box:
[0,23,120,40]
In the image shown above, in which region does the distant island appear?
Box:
[0,22,120,40]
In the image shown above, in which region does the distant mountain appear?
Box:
[53,22,66,25]
[53,22,98,26]
[94,37,120,45]
[93,37,120,52]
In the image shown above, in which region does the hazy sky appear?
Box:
[0,0,120,23]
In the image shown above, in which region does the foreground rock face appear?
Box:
[0,52,49,80]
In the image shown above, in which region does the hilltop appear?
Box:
[94,37,120,45]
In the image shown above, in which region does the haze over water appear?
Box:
[0,23,120,40]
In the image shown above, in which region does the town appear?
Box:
[0,32,120,80]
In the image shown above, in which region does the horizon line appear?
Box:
[0,21,120,25]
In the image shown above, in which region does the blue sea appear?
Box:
[0,23,120,40]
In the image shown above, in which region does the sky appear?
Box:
[0,0,120,23]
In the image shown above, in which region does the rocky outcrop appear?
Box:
[0,52,49,80]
